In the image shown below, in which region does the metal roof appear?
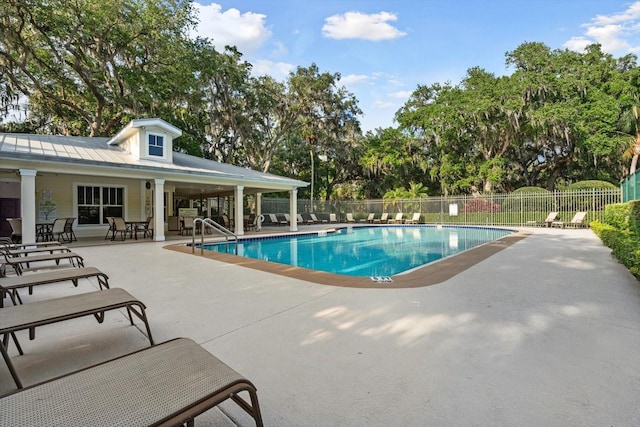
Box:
[0,133,307,191]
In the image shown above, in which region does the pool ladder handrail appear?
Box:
[192,218,238,255]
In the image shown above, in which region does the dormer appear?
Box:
[107,118,182,164]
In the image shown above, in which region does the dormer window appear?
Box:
[148,134,164,157]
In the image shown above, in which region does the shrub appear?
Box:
[604,203,631,231]
[463,198,501,213]
[567,180,618,190]
[630,200,640,236]
[591,221,640,279]
[501,187,555,212]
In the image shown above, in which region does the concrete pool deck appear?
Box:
[1,226,639,426]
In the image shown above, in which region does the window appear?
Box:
[148,134,164,157]
[77,185,123,225]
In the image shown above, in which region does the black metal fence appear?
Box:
[261,189,622,226]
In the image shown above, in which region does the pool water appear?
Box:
[200,225,513,277]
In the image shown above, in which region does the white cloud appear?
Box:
[388,90,412,99]
[592,2,640,25]
[563,36,592,52]
[192,3,271,54]
[251,60,295,80]
[565,1,640,53]
[322,11,407,41]
[373,99,396,109]
[340,74,370,86]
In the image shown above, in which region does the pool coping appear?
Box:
[166,228,530,289]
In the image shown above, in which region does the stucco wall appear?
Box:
[36,173,146,238]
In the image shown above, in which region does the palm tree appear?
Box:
[383,187,406,212]
[621,105,640,175]
[405,182,429,199]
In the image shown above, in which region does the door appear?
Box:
[0,198,20,237]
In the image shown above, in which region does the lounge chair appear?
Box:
[0,337,264,426]
[0,288,154,359]
[373,213,389,224]
[346,213,356,223]
[360,213,375,223]
[1,244,70,258]
[7,218,22,243]
[297,214,313,225]
[526,212,558,228]
[0,266,110,307]
[551,212,588,229]
[268,213,287,226]
[329,213,338,223]
[2,251,84,275]
[0,237,63,250]
[388,213,404,224]
[310,213,327,223]
[405,213,421,224]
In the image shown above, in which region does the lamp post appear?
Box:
[310,151,328,213]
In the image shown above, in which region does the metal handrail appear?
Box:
[192,218,238,255]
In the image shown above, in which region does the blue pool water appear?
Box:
[200,225,513,277]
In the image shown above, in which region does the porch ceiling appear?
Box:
[171,182,287,198]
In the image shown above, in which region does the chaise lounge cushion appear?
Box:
[0,337,263,426]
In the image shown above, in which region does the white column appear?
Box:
[256,192,262,231]
[20,169,37,244]
[289,188,298,232]
[154,179,165,241]
[234,185,244,236]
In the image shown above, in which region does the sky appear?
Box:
[191,0,640,132]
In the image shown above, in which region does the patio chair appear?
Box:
[329,213,338,223]
[7,218,21,244]
[104,216,115,240]
[551,212,588,229]
[310,213,327,223]
[181,216,195,236]
[144,217,154,238]
[526,212,558,228]
[63,217,77,242]
[112,217,128,241]
[373,213,389,224]
[283,214,292,225]
[0,266,110,307]
[49,218,67,242]
[405,213,422,224]
[346,213,356,223]
[388,213,404,224]
[0,337,264,426]
[360,213,375,223]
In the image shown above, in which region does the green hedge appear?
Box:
[591,200,640,280]
[591,221,640,279]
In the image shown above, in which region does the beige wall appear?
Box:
[35,173,148,238]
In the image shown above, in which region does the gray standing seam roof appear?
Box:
[0,133,306,186]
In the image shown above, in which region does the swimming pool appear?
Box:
[199,225,513,278]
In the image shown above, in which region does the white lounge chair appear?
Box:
[405,213,421,224]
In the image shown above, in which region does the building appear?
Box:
[0,118,307,242]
